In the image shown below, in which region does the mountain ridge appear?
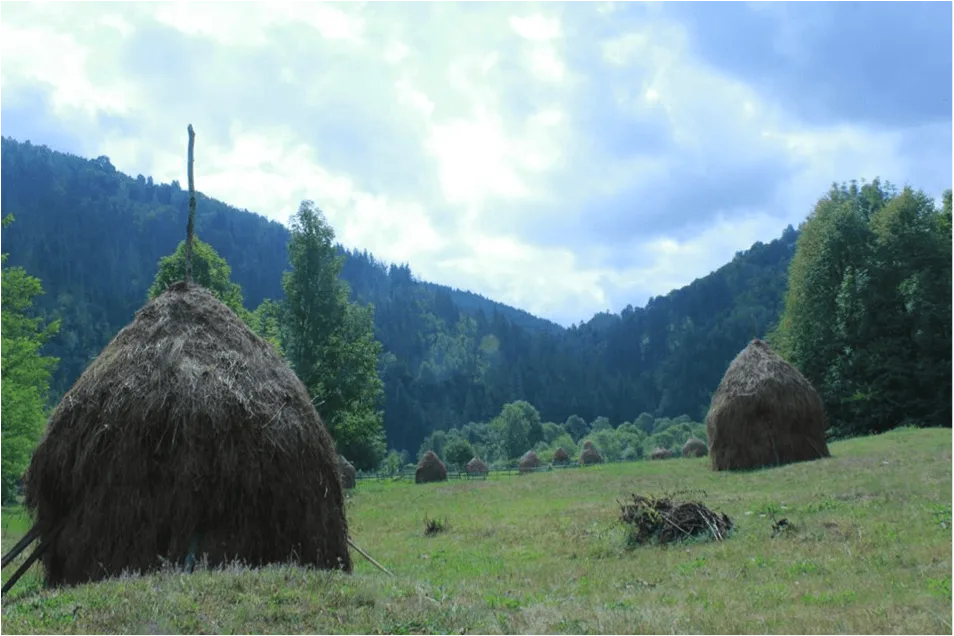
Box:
[1,135,797,452]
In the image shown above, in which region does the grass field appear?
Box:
[2,427,951,634]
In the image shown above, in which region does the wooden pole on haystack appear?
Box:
[185,124,197,286]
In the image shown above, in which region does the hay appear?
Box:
[619,494,733,545]
[415,451,447,484]
[339,456,357,489]
[552,447,570,465]
[582,440,596,451]
[23,282,351,588]
[580,446,603,466]
[518,451,541,473]
[465,457,488,476]
[682,438,708,458]
[706,339,830,471]
[650,447,673,460]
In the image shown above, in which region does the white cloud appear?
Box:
[1,2,948,327]
[0,21,137,120]
[509,14,562,41]
[427,109,531,207]
[150,1,366,46]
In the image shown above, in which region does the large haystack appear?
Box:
[519,451,541,473]
[552,447,570,465]
[650,447,673,460]
[706,338,830,471]
[466,457,488,476]
[682,438,708,458]
[23,283,351,588]
[339,456,357,489]
[415,451,447,484]
[580,446,603,466]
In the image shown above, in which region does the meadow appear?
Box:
[1,427,951,634]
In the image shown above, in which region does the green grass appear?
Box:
[2,427,951,634]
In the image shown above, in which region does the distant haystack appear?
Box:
[466,456,488,476]
[339,456,357,489]
[706,338,830,471]
[416,450,448,484]
[552,447,570,465]
[519,451,541,473]
[682,438,708,458]
[23,282,351,587]
[580,444,603,466]
[650,447,673,460]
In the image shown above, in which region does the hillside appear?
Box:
[2,428,950,634]
[420,281,564,335]
[0,136,796,452]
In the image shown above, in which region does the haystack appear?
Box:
[415,451,447,484]
[552,447,570,465]
[339,456,357,489]
[650,447,673,460]
[519,451,541,473]
[706,338,830,471]
[580,445,603,465]
[466,457,488,476]
[682,438,708,458]
[23,283,351,588]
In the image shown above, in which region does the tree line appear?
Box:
[770,180,952,438]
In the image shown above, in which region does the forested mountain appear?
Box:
[2,137,798,453]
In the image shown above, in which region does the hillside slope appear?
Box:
[1,137,796,451]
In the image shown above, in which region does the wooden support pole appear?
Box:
[185,124,196,286]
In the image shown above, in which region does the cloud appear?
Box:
[1,1,950,326]
[664,2,953,127]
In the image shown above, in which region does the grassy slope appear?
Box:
[2,427,951,634]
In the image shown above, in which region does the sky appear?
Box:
[2,1,951,327]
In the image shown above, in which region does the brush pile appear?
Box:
[619,493,733,545]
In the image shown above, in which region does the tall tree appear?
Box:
[1,215,60,503]
[283,201,386,469]
[772,180,882,390]
[849,186,953,433]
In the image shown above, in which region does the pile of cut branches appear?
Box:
[619,493,733,545]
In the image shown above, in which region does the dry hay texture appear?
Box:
[706,339,830,471]
[582,440,596,451]
[552,447,570,465]
[682,438,708,458]
[580,446,603,466]
[465,457,488,475]
[650,447,673,460]
[23,283,351,588]
[518,451,541,473]
[339,456,357,489]
[620,494,733,545]
[416,451,447,484]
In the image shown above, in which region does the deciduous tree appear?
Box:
[283,201,386,469]
[1,215,60,503]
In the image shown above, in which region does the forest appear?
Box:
[1,136,950,487]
